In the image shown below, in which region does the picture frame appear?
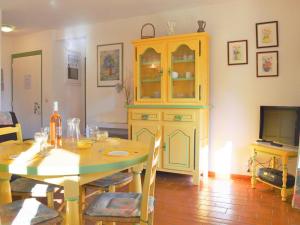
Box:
[66,49,81,85]
[227,40,248,65]
[256,51,278,77]
[256,21,279,48]
[97,43,123,87]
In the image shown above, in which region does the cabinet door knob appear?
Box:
[141,114,149,120]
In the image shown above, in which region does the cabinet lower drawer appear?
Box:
[131,112,160,121]
[163,112,195,122]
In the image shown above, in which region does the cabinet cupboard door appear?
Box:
[136,44,165,103]
[131,124,161,167]
[163,125,195,171]
[167,40,200,103]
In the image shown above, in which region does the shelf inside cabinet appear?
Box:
[140,61,161,66]
[172,77,195,81]
[173,59,195,64]
[141,78,161,83]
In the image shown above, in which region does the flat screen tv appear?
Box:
[259,106,300,146]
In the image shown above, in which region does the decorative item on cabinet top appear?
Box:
[141,23,156,39]
[197,20,206,32]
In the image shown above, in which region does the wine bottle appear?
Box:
[50,101,62,148]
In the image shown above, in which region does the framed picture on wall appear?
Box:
[227,40,248,65]
[256,21,279,48]
[66,49,81,85]
[256,51,278,77]
[97,43,123,87]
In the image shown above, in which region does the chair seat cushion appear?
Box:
[85,192,155,218]
[11,178,59,197]
[87,172,133,189]
[0,198,60,225]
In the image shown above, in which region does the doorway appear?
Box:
[12,50,42,139]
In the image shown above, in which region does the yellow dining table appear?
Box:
[0,138,149,225]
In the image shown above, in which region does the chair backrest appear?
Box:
[0,124,23,143]
[0,112,22,143]
[140,129,161,222]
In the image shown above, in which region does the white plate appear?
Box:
[107,151,129,156]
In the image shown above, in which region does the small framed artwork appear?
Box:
[256,51,278,77]
[66,49,81,85]
[97,43,123,87]
[227,40,248,65]
[256,21,279,48]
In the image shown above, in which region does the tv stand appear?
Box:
[250,142,298,201]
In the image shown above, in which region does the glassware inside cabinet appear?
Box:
[139,48,162,99]
[170,44,196,99]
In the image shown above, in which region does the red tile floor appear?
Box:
[40,172,300,225]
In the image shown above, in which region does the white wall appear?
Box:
[86,0,300,175]
[53,37,86,133]
[1,35,13,111]
[1,30,86,133]
[0,10,2,109]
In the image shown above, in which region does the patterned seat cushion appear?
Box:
[0,198,60,225]
[11,178,59,197]
[87,172,133,189]
[85,192,155,218]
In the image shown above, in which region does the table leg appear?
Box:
[281,156,288,201]
[130,164,144,193]
[0,173,12,205]
[251,149,257,189]
[64,176,81,225]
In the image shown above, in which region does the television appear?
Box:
[259,106,300,146]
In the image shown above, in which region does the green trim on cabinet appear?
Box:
[65,197,80,202]
[127,104,209,109]
[11,50,42,59]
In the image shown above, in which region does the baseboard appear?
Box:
[208,171,251,180]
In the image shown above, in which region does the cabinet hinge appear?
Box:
[199,40,202,57]
[199,85,201,101]
[135,87,137,101]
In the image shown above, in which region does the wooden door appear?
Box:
[135,44,165,103]
[163,124,195,171]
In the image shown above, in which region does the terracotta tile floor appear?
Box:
[147,172,300,225]
[41,172,300,225]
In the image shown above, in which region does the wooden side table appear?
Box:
[250,142,298,201]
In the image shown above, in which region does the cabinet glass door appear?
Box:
[168,42,198,102]
[137,47,163,102]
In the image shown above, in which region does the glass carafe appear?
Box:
[67,118,81,145]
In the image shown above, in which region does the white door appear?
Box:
[12,53,42,139]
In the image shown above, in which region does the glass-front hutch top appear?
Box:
[139,48,162,100]
[170,44,196,99]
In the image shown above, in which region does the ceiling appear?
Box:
[0,0,229,35]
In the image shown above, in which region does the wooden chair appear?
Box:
[0,120,58,208]
[0,198,62,225]
[84,130,161,225]
[82,172,133,197]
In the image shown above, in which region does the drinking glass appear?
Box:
[67,118,81,146]
[86,125,99,141]
[34,132,44,153]
[96,130,109,141]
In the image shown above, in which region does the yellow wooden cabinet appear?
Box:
[128,33,210,185]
